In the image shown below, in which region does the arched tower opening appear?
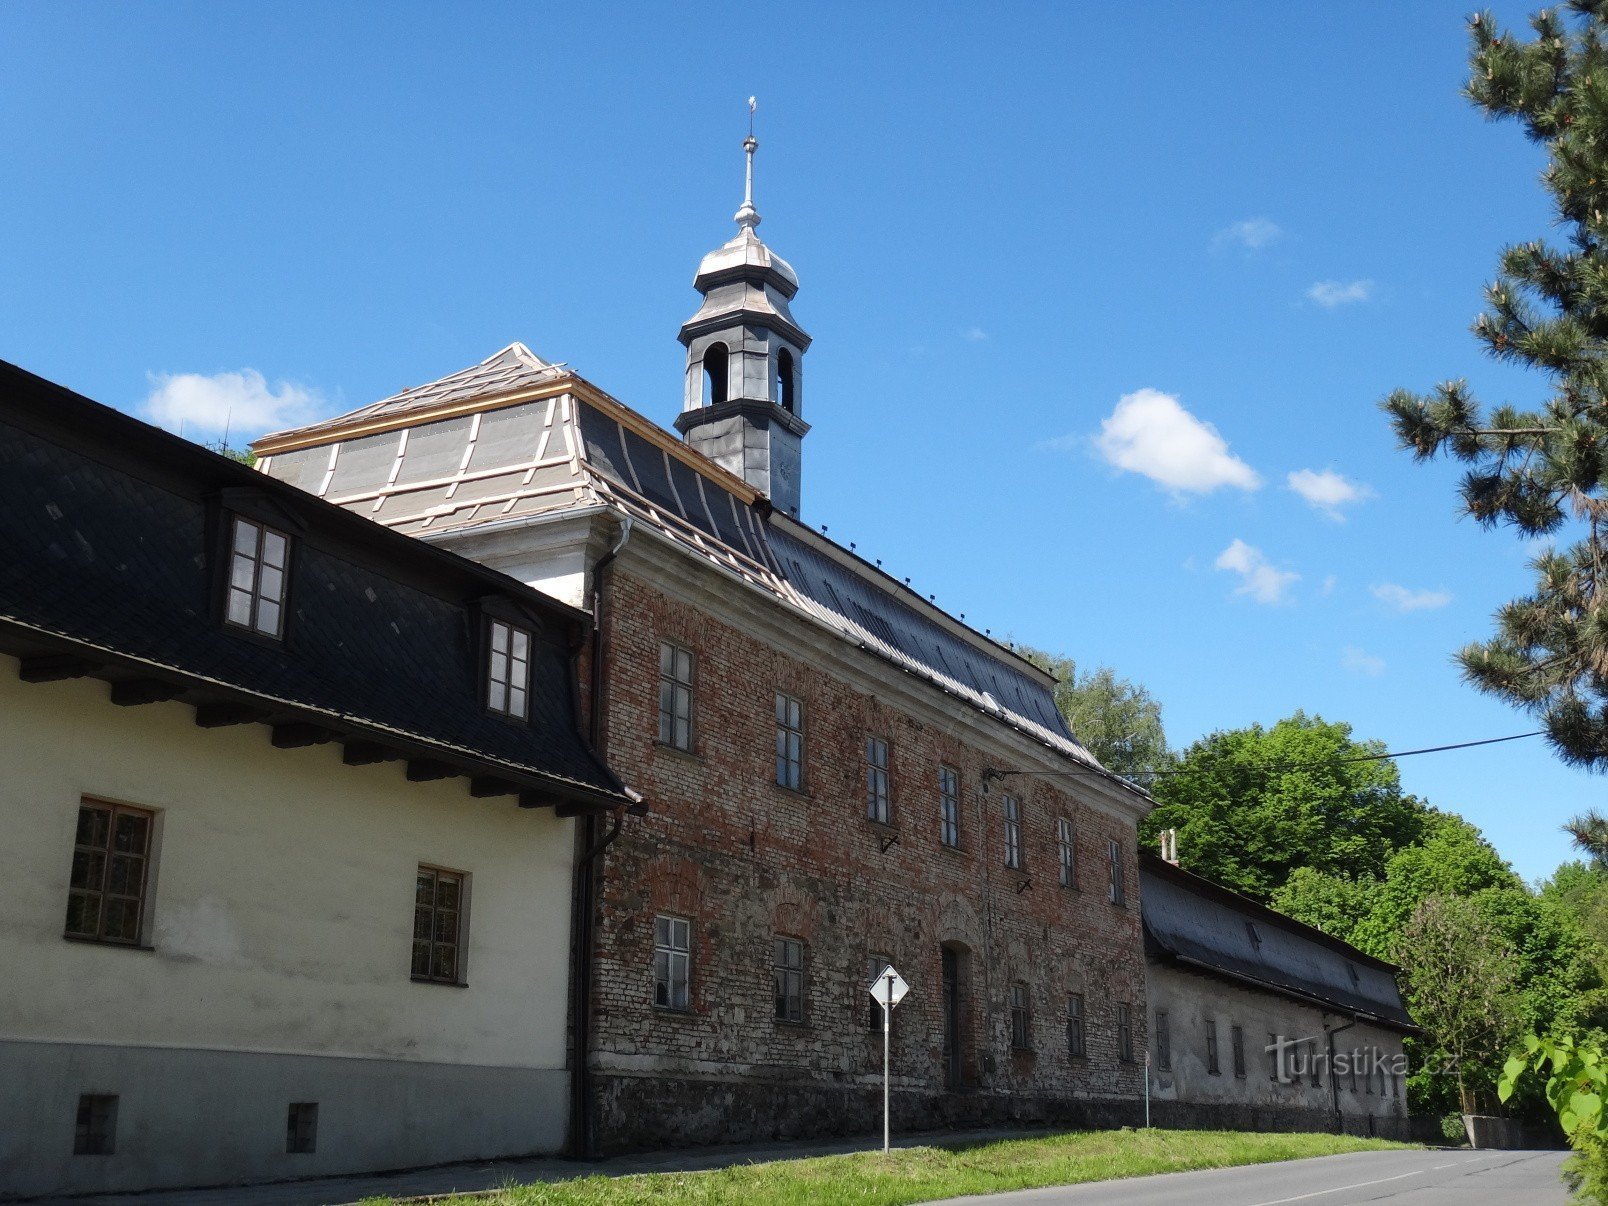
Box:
[703,343,729,406]
[775,347,795,414]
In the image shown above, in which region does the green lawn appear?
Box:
[370,1128,1414,1206]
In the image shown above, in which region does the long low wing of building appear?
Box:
[0,359,631,1198]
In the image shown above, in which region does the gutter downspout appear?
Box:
[568,516,633,1160]
[1326,1015,1358,1136]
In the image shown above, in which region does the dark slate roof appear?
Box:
[0,358,628,810]
[1140,853,1416,1031]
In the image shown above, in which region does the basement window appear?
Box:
[486,619,531,721]
[64,799,155,946]
[74,1094,117,1156]
[286,1102,318,1154]
[225,515,289,639]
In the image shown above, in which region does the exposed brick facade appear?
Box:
[587,567,1148,1149]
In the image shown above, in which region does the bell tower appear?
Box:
[676,102,811,518]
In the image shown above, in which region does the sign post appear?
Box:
[867,964,909,1154]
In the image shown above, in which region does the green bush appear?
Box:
[1439,1113,1467,1145]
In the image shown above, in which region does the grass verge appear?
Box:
[370,1127,1414,1206]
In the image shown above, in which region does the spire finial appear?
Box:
[735,96,761,234]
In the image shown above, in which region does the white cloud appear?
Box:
[1371,583,1453,613]
[1342,645,1386,676]
[962,327,989,342]
[1320,574,1338,597]
[142,369,324,438]
[1212,218,1283,252]
[1306,279,1374,307]
[1090,388,1262,496]
[1215,539,1299,605]
[1287,468,1375,520]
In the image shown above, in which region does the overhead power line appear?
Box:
[984,730,1546,783]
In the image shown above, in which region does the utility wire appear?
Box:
[985,730,1546,782]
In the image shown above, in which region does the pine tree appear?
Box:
[1385,3,1608,768]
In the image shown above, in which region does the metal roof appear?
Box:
[1141,853,1415,1031]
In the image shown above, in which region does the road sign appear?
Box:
[868,965,909,1008]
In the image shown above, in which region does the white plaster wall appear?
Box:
[0,656,576,1194]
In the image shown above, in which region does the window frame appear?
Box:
[775,692,805,791]
[222,514,291,641]
[64,799,156,948]
[1116,1002,1134,1063]
[1156,1009,1171,1070]
[939,764,961,849]
[1231,1024,1247,1078]
[485,617,533,722]
[653,914,691,1011]
[286,1102,318,1155]
[1066,992,1087,1059]
[865,736,891,825]
[1002,794,1022,870]
[1107,839,1126,906]
[657,641,696,752]
[74,1094,118,1156]
[1205,1016,1221,1075]
[1056,817,1077,888]
[1009,981,1031,1051]
[411,864,469,986]
[773,935,805,1024]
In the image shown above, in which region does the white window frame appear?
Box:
[865,736,890,824]
[939,765,960,848]
[653,915,690,1011]
[1003,794,1022,870]
[1057,817,1076,887]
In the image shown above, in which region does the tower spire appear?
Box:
[735,96,760,234]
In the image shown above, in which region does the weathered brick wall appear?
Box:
[589,568,1148,1149]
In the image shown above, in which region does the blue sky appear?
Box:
[1,2,1592,882]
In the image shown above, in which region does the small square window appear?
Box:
[411,866,467,984]
[74,1094,117,1156]
[487,620,532,720]
[286,1102,318,1154]
[658,643,695,751]
[654,915,691,1010]
[224,515,289,639]
[775,694,804,790]
[866,737,890,824]
[65,800,154,946]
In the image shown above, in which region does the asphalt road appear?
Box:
[930,1148,1571,1205]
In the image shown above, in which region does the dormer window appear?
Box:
[225,515,289,639]
[486,619,531,720]
[1246,922,1263,950]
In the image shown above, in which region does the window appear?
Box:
[703,342,730,406]
[1310,1041,1322,1087]
[1391,1069,1399,1098]
[286,1102,318,1154]
[487,619,531,720]
[1268,1032,1280,1081]
[866,737,890,824]
[1205,1018,1220,1074]
[1108,839,1125,905]
[1231,1025,1247,1078]
[867,955,891,1032]
[1003,795,1022,870]
[775,693,804,790]
[412,866,466,984]
[658,642,694,751]
[1066,993,1087,1058]
[1010,982,1031,1050]
[1057,818,1076,887]
[775,348,796,413]
[1116,1002,1134,1062]
[74,1094,117,1156]
[774,936,804,1023]
[1156,1010,1171,1070]
[654,915,690,1010]
[225,515,289,639]
[65,800,154,946]
[1246,921,1263,950]
[939,765,960,848]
